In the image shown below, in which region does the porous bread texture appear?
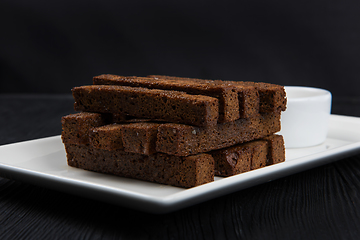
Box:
[148,75,286,115]
[62,113,160,155]
[61,112,281,156]
[93,74,240,122]
[156,112,281,156]
[62,74,287,188]
[64,143,214,188]
[72,85,219,127]
[263,134,286,165]
[120,122,160,155]
[211,135,285,177]
[61,112,109,145]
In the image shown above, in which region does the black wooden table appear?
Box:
[1,94,360,240]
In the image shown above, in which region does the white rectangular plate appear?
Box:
[1,114,360,214]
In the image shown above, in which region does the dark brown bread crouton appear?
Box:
[148,75,261,119]
[155,112,281,156]
[263,134,285,165]
[211,135,285,177]
[148,75,286,115]
[62,113,160,154]
[93,74,240,122]
[61,112,109,145]
[211,140,268,177]
[120,122,160,155]
[89,124,124,151]
[72,85,219,127]
[64,143,214,188]
[234,81,287,113]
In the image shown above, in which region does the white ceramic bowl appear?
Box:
[278,86,332,148]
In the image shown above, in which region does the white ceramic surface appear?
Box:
[1,115,360,214]
[279,86,332,148]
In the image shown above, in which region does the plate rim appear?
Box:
[1,114,360,213]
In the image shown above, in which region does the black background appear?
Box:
[1,0,360,101]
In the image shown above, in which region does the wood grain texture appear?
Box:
[1,95,360,240]
[1,157,360,240]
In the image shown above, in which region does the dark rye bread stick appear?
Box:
[61,112,125,150]
[120,122,160,155]
[89,113,280,157]
[234,81,287,113]
[93,74,240,122]
[61,112,110,145]
[211,135,285,177]
[61,112,281,157]
[148,75,286,115]
[88,124,124,151]
[156,112,281,156]
[64,143,214,188]
[148,75,260,119]
[90,123,160,154]
[72,85,219,127]
[263,134,285,165]
[62,113,161,155]
[212,140,267,177]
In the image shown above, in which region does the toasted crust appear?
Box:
[72,85,219,127]
[148,75,286,115]
[93,74,240,122]
[61,112,280,157]
[62,74,287,188]
[64,143,214,188]
[156,112,281,156]
[211,135,285,177]
[61,112,109,145]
